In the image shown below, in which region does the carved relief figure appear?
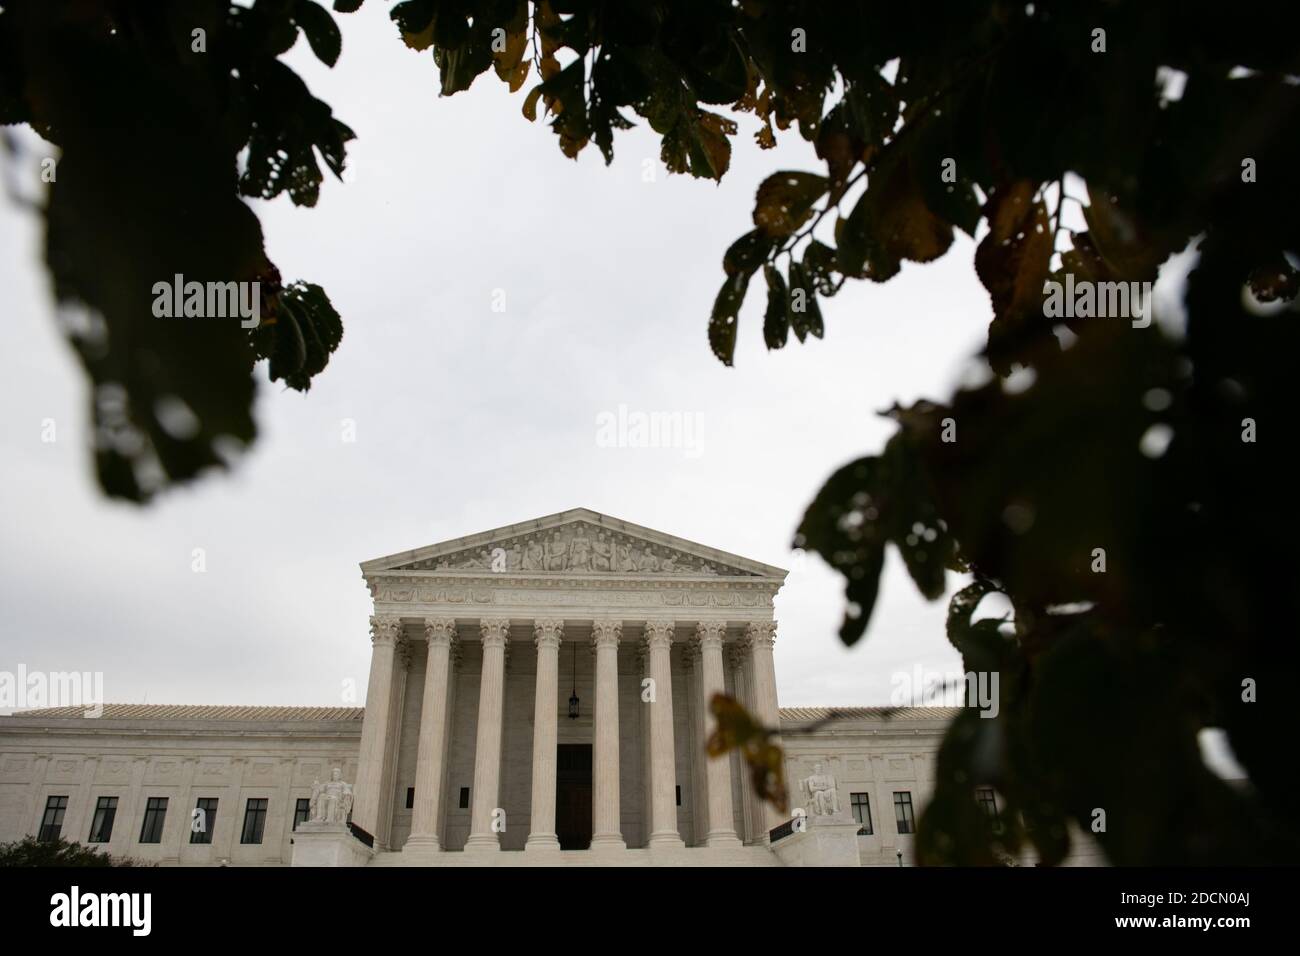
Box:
[637,545,661,572]
[544,532,568,571]
[506,544,522,571]
[592,532,614,572]
[799,762,840,817]
[616,540,636,572]
[568,526,593,571]
[522,536,544,571]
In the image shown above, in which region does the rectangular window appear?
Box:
[976,786,999,822]
[240,798,268,845]
[39,795,68,843]
[293,798,311,830]
[458,787,470,809]
[139,797,168,844]
[405,787,415,809]
[87,796,118,844]
[850,792,873,835]
[893,792,915,835]
[191,797,218,844]
[675,785,682,807]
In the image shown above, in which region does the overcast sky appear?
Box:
[0,6,993,714]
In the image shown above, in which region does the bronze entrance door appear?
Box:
[555,743,592,850]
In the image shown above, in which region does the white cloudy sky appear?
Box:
[0,6,992,714]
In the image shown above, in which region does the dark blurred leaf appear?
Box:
[708,272,749,366]
[294,0,342,68]
[975,180,1054,375]
[753,171,827,238]
[761,263,789,350]
[707,694,788,813]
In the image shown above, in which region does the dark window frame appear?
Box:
[850,791,873,835]
[293,798,311,831]
[87,796,118,844]
[139,796,168,844]
[893,791,915,835]
[240,798,268,845]
[458,787,470,809]
[39,795,68,843]
[191,797,219,845]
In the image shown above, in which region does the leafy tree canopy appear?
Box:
[0,835,147,866]
[3,0,1298,864]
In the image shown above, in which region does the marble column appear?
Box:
[351,615,403,838]
[635,642,652,847]
[697,622,741,847]
[525,619,563,851]
[685,643,709,846]
[644,620,684,848]
[590,619,626,849]
[745,620,784,839]
[378,639,411,849]
[464,618,510,851]
[437,641,462,841]
[404,617,457,851]
[729,643,756,844]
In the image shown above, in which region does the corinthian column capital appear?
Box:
[743,620,777,649]
[643,619,675,650]
[369,615,404,646]
[423,617,458,647]
[479,618,511,648]
[533,619,564,649]
[591,619,622,650]
[695,621,726,649]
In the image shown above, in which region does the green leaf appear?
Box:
[723,230,775,277]
[801,240,838,296]
[787,261,823,342]
[796,417,953,645]
[709,272,750,366]
[294,0,342,68]
[762,264,789,350]
[838,148,952,279]
[390,0,435,47]
[752,171,828,238]
[239,60,355,207]
[974,181,1055,375]
[255,281,344,391]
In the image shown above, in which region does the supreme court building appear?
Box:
[0,509,1098,866]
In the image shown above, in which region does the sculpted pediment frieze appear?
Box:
[390,520,757,577]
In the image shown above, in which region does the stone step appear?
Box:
[367,845,781,867]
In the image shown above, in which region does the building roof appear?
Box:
[778,706,961,721]
[360,506,789,579]
[9,704,365,721]
[7,703,955,724]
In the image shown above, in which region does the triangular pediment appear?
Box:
[361,508,785,579]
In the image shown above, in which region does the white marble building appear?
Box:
[0,509,1091,866]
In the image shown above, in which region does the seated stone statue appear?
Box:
[800,762,840,817]
[311,767,354,825]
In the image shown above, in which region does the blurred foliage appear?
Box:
[0,0,354,501]
[0,835,149,866]
[706,692,788,813]
[4,0,1299,863]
